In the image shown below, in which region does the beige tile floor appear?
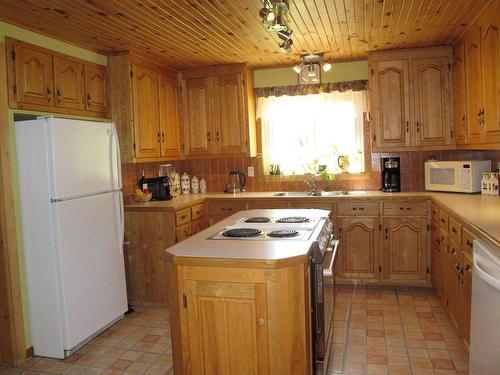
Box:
[0,286,469,375]
[0,306,173,375]
[327,285,469,375]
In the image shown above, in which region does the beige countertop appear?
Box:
[127,190,500,251]
[166,208,330,265]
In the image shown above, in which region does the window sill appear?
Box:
[262,172,373,182]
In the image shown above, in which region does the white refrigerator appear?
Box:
[15,117,128,359]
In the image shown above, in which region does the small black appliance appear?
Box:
[139,176,172,200]
[381,157,401,192]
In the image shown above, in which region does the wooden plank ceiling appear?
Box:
[0,0,491,69]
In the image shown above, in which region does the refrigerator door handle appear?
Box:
[118,191,124,254]
[110,125,122,190]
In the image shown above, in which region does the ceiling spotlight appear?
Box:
[293,53,332,77]
[279,38,293,53]
[293,63,303,73]
[259,7,275,22]
[322,62,332,72]
[259,0,294,53]
[277,29,292,41]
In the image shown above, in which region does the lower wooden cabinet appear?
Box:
[207,200,246,225]
[431,224,446,300]
[459,250,473,350]
[445,239,462,331]
[337,216,380,280]
[383,217,428,282]
[184,280,269,375]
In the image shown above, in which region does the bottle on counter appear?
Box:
[191,176,199,193]
[170,169,181,197]
[181,172,191,194]
[200,178,207,193]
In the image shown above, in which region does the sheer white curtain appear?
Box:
[256,90,368,175]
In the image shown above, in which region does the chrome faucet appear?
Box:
[304,175,320,195]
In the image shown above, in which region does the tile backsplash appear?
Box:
[122,150,500,203]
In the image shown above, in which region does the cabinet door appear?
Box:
[479,11,500,144]
[132,64,161,159]
[53,56,85,110]
[453,43,468,145]
[213,73,248,155]
[412,57,452,147]
[460,250,472,350]
[464,28,483,144]
[383,217,427,281]
[84,64,108,113]
[158,73,180,158]
[444,240,461,331]
[182,77,211,157]
[13,43,54,106]
[185,280,269,375]
[371,60,411,149]
[337,217,380,280]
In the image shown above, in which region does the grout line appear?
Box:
[395,287,416,375]
[338,283,357,374]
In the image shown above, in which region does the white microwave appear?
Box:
[424,160,491,193]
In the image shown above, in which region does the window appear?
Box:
[256,90,368,175]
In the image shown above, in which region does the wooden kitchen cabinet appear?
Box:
[180,64,256,158]
[53,56,84,110]
[453,0,500,149]
[6,37,109,118]
[445,239,461,331]
[431,224,446,301]
[460,250,473,350]
[184,279,269,375]
[383,217,428,282]
[369,47,453,151]
[454,42,467,146]
[109,54,181,162]
[337,216,380,280]
[207,200,246,225]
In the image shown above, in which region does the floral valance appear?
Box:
[254,80,369,98]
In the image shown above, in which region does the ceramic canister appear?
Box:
[181,172,191,194]
[191,176,199,193]
[200,178,207,193]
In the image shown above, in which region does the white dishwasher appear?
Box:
[470,240,500,375]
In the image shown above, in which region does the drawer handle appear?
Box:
[195,210,201,215]
[184,230,189,236]
[466,239,473,247]
[451,228,457,234]
[451,248,456,255]
[180,214,187,219]
[399,207,411,211]
[257,318,265,327]
[440,218,446,223]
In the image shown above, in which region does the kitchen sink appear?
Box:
[273,191,350,197]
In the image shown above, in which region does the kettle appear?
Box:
[225,170,246,193]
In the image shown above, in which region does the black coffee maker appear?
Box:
[381,157,401,192]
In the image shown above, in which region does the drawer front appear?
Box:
[438,210,449,230]
[208,201,246,216]
[176,207,192,226]
[192,218,207,235]
[383,202,427,216]
[448,217,461,245]
[431,203,439,222]
[191,203,205,220]
[175,223,192,243]
[336,202,379,216]
[461,227,475,254]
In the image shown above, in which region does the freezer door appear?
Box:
[53,192,127,351]
[48,118,122,199]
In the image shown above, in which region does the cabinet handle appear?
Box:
[184,230,189,236]
[161,132,165,143]
[207,131,211,142]
[464,264,471,272]
[216,131,220,141]
[181,214,187,219]
[406,121,409,132]
[461,115,466,128]
[46,87,52,102]
[86,93,91,106]
[384,228,388,240]
[352,207,358,211]
[466,239,473,247]
[451,227,457,234]
[451,248,456,255]
[256,318,265,327]
[195,210,201,215]
[157,131,161,143]
[440,218,446,223]
[399,207,411,211]
[416,121,420,133]
[56,88,61,103]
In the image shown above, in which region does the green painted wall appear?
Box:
[0,21,107,65]
[0,21,108,349]
[253,60,368,87]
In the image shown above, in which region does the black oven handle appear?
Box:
[323,240,338,277]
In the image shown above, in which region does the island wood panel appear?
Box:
[0,0,491,69]
[53,56,85,110]
[124,211,175,305]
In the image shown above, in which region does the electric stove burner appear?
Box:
[268,229,300,238]
[222,228,263,238]
[276,216,310,223]
[244,217,271,223]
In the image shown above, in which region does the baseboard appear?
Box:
[25,346,34,359]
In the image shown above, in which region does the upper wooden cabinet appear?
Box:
[369,47,453,151]
[453,43,467,146]
[180,64,256,158]
[454,1,500,149]
[108,54,181,163]
[6,38,109,118]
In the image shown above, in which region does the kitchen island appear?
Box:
[165,209,333,375]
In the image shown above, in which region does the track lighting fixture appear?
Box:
[293,54,333,80]
[259,0,294,53]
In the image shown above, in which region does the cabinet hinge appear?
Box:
[378,265,382,272]
[182,294,187,308]
[13,84,17,95]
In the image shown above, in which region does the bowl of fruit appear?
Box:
[133,186,153,203]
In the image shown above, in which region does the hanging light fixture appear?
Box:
[259,0,294,53]
[293,54,332,75]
